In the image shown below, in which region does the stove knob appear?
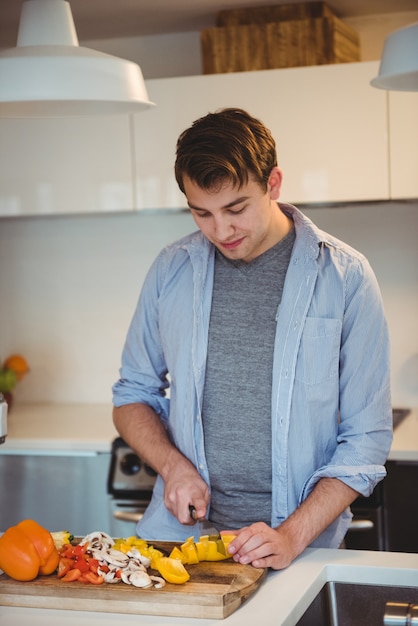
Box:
[144,464,157,477]
[120,453,141,476]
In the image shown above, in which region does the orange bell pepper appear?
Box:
[0,519,60,581]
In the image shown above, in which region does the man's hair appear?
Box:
[174,108,278,194]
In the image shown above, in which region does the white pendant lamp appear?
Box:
[371,22,418,92]
[0,0,154,116]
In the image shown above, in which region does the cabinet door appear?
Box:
[132,61,389,209]
[0,453,112,536]
[383,460,418,553]
[389,91,418,199]
[0,116,134,216]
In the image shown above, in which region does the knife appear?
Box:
[189,504,220,540]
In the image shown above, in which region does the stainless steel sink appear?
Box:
[296,582,418,625]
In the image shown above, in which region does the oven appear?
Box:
[345,408,410,551]
[107,437,157,538]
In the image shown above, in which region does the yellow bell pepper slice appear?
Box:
[168,545,185,562]
[181,540,199,564]
[156,556,190,584]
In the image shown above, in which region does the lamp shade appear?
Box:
[371,22,418,92]
[0,0,155,116]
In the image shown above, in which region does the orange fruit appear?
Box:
[3,354,30,381]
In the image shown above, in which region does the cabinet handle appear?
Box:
[349,519,374,531]
[384,602,418,625]
[113,510,144,523]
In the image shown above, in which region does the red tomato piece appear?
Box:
[74,558,90,573]
[57,558,73,578]
[61,568,82,582]
[73,544,87,558]
[83,571,104,585]
[59,545,75,559]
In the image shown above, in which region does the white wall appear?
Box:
[1,10,417,410]
[0,202,417,408]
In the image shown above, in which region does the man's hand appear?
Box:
[226,478,359,570]
[226,523,297,570]
[113,403,210,526]
[161,453,210,525]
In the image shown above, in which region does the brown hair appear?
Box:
[174,108,277,194]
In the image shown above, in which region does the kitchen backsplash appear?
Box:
[0,201,417,408]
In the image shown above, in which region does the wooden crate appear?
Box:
[201,17,360,74]
[216,1,336,25]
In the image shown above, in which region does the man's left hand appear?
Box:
[226,522,297,570]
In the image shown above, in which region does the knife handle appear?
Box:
[189,504,198,521]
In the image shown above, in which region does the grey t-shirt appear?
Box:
[202,227,295,529]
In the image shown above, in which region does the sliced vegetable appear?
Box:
[56,542,106,585]
[57,557,74,579]
[180,536,199,564]
[80,571,104,585]
[168,546,185,562]
[113,535,163,569]
[175,534,236,564]
[155,557,190,585]
[50,530,74,550]
[55,531,236,589]
[61,568,82,582]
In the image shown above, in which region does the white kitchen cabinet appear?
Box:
[132,61,389,208]
[0,115,134,216]
[388,91,418,199]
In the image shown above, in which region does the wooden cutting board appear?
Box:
[0,542,267,620]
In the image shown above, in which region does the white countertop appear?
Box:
[0,548,417,626]
[1,403,417,460]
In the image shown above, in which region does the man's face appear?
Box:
[183,168,284,263]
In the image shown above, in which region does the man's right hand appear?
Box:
[113,403,210,526]
[161,451,210,525]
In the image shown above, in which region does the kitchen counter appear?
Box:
[0,403,117,454]
[1,404,417,459]
[0,548,417,626]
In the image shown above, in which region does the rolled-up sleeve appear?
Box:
[301,253,392,500]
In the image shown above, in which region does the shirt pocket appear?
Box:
[295,317,342,385]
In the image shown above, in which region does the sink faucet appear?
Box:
[0,393,7,444]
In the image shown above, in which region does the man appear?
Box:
[112,108,392,570]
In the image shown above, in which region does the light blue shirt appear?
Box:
[112,204,392,547]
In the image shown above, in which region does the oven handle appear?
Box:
[349,519,374,531]
[113,510,144,523]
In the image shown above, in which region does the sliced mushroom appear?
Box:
[129,570,153,588]
[98,569,121,583]
[127,549,151,568]
[79,531,115,548]
[150,576,166,589]
[101,551,129,568]
[126,560,146,573]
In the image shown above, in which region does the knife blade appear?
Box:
[189,504,220,539]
